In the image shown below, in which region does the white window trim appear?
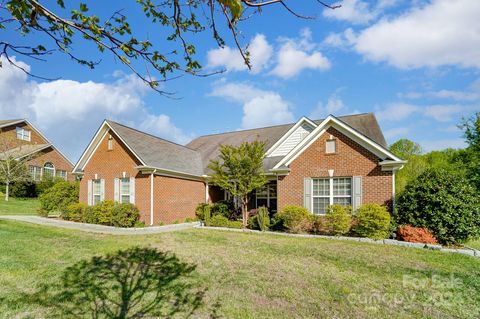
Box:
[255,184,277,209]
[16,127,31,141]
[311,177,352,215]
[43,162,55,179]
[120,177,131,204]
[92,179,102,205]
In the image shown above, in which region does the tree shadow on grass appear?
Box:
[31,247,206,318]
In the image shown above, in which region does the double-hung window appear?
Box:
[312,177,352,214]
[29,165,41,181]
[16,127,31,141]
[120,178,131,203]
[255,183,277,213]
[43,162,55,179]
[56,170,67,180]
[92,179,102,205]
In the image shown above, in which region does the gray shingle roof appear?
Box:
[0,144,51,160]
[0,119,24,128]
[107,120,204,176]
[187,113,387,173]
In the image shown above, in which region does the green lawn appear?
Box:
[0,220,479,318]
[466,239,480,250]
[0,197,39,215]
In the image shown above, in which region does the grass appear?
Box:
[0,220,479,318]
[0,197,39,215]
[466,239,480,250]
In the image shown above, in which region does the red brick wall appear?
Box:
[26,147,75,181]
[1,122,47,148]
[277,127,393,212]
[79,129,205,224]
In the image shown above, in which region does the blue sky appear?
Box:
[1,0,479,162]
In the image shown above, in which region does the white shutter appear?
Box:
[87,180,93,206]
[303,177,312,213]
[100,179,105,201]
[130,177,135,204]
[352,176,363,212]
[114,178,120,202]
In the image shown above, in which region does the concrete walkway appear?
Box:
[0,215,200,235]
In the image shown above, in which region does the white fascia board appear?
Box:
[73,120,146,172]
[136,165,205,182]
[264,117,317,157]
[274,115,403,169]
[21,119,75,167]
[0,119,25,129]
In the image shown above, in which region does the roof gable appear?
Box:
[267,117,317,157]
[74,120,204,177]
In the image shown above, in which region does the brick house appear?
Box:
[73,113,405,225]
[0,119,74,181]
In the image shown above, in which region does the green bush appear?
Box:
[247,207,270,231]
[38,181,79,214]
[90,200,116,225]
[195,203,210,221]
[61,203,89,222]
[311,215,327,235]
[272,205,313,234]
[325,205,352,236]
[111,203,140,227]
[207,215,242,229]
[11,181,37,198]
[36,176,64,195]
[396,169,480,244]
[355,204,391,240]
[211,201,233,218]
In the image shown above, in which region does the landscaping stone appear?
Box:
[424,244,442,250]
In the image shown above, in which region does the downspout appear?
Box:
[392,169,396,214]
[150,170,156,226]
[205,182,209,204]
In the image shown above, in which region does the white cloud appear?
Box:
[322,28,356,48]
[310,92,346,119]
[210,81,294,129]
[0,57,191,162]
[323,0,396,24]
[207,34,273,74]
[384,127,410,140]
[423,104,467,122]
[271,29,331,79]
[353,0,480,69]
[376,103,419,122]
[402,79,480,101]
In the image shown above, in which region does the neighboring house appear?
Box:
[73,113,405,225]
[0,119,74,181]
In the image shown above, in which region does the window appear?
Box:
[120,178,131,203]
[29,165,41,181]
[255,183,277,213]
[326,139,336,154]
[107,135,113,150]
[56,170,67,180]
[43,162,55,179]
[16,127,31,141]
[312,177,352,214]
[92,179,101,205]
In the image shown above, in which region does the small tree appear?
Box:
[0,133,35,201]
[208,141,267,228]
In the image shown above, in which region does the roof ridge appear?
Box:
[190,113,373,140]
[106,120,198,153]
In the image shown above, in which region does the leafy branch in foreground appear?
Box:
[0,0,340,95]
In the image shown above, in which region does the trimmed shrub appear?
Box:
[247,207,270,231]
[61,202,89,222]
[11,181,37,198]
[311,215,327,235]
[397,225,438,244]
[396,169,480,244]
[89,200,116,225]
[272,205,313,234]
[36,176,64,195]
[207,215,242,229]
[355,204,391,240]
[111,203,140,227]
[325,205,352,236]
[195,203,210,221]
[211,201,233,218]
[38,181,79,215]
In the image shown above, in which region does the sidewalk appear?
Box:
[0,215,199,235]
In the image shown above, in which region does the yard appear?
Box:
[0,197,39,215]
[1,220,479,319]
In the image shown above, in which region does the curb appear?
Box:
[196,226,480,258]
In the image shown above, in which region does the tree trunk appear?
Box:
[5,181,9,201]
[241,196,249,228]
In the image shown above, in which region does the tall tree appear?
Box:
[0,0,339,94]
[208,141,267,228]
[458,112,480,189]
[389,139,426,194]
[0,133,34,201]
